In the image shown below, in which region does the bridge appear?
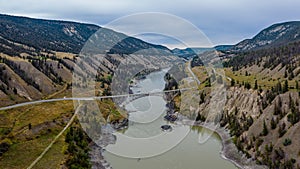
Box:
[117,87,194,107]
[0,87,196,111]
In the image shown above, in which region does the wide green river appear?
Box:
[104,69,237,169]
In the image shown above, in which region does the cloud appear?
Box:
[0,0,299,47]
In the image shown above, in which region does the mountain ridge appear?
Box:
[230,21,300,52]
[0,13,170,56]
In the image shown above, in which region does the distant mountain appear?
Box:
[0,14,170,56]
[176,21,300,55]
[214,45,233,51]
[231,21,300,51]
[172,47,213,59]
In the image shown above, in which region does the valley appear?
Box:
[0,13,300,169]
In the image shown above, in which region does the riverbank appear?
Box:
[90,143,113,169]
[90,125,117,169]
[182,120,268,169]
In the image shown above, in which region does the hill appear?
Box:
[0,14,173,107]
[230,21,300,52]
[198,21,300,169]
[0,14,170,56]
[0,14,99,55]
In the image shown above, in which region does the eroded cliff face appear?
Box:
[225,87,262,118]
[197,86,300,168]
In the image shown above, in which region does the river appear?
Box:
[103,69,237,169]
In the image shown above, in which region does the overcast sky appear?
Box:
[1,0,299,48]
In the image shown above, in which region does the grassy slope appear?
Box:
[32,133,67,169]
[0,101,73,169]
[224,65,299,90]
[0,95,124,169]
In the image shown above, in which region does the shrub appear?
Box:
[283,138,292,146]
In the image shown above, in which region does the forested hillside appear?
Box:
[0,14,172,107]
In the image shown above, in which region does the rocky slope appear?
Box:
[192,21,300,167]
[196,86,300,169]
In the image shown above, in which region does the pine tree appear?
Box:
[274,102,281,115]
[289,71,294,80]
[277,81,282,93]
[284,70,288,78]
[270,117,277,129]
[200,92,205,104]
[278,122,286,137]
[262,120,268,136]
[231,79,235,86]
[13,87,17,94]
[283,80,289,93]
[254,80,258,90]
